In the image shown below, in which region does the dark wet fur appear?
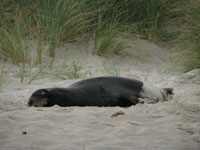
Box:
[28,76,143,107]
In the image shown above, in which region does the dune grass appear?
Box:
[33,0,91,58]
[102,57,121,76]
[94,25,125,55]
[0,0,95,66]
[0,0,199,73]
[0,62,6,89]
[92,0,166,55]
[174,0,200,71]
[54,58,84,80]
[0,12,30,67]
[0,0,167,60]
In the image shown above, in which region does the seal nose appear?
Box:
[28,99,33,106]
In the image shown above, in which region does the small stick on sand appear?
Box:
[22,131,27,135]
[110,111,125,118]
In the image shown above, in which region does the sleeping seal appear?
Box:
[28,76,172,107]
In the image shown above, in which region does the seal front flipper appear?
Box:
[118,95,139,107]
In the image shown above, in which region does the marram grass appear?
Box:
[0,0,199,72]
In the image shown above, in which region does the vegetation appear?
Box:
[102,57,121,76]
[0,0,199,72]
[172,0,200,71]
[0,62,6,88]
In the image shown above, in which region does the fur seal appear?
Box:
[28,76,172,107]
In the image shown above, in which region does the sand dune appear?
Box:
[0,40,199,150]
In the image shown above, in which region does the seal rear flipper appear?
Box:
[118,95,139,107]
[163,88,174,96]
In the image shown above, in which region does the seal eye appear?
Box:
[41,91,46,95]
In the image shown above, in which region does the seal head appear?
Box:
[28,89,54,107]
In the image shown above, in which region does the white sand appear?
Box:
[0,40,200,150]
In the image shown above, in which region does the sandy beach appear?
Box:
[0,40,200,150]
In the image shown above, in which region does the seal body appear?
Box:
[28,76,167,107]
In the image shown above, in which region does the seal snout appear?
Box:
[28,95,51,107]
[28,97,36,107]
[28,98,33,106]
[28,89,51,107]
